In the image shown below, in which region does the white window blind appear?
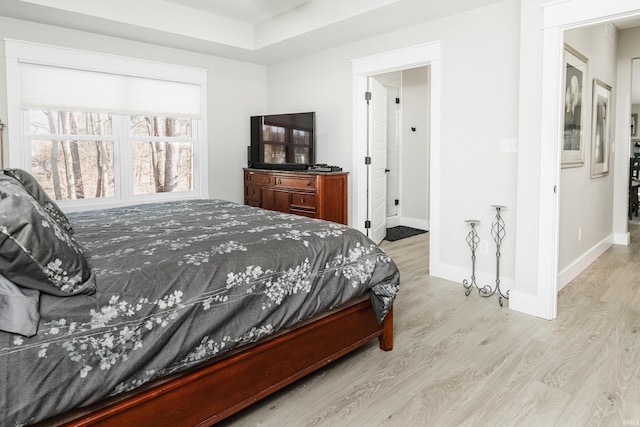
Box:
[19,63,202,119]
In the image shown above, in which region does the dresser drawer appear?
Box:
[290,208,317,219]
[274,176,316,190]
[245,184,261,204]
[245,171,274,185]
[290,192,316,210]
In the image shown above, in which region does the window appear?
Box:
[6,40,208,211]
[130,116,195,195]
[27,110,116,200]
[25,111,198,202]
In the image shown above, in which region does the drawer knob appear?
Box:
[301,197,305,203]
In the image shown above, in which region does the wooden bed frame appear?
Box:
[37,296,393,427]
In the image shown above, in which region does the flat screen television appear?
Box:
[249,112,315,170]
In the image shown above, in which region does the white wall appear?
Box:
[0,15,267,204]
[557,24,617,288]
[400,66,429,229]
[512,0,544,311]
[267,0,520,290]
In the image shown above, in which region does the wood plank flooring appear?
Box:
[219,226,640,426]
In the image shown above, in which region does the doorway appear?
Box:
[369,68,430,244]
[629,58,640,226]
[351,41,443,276]
[531,1,640,320]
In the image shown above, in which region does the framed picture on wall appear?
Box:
[562,44,588,168]
[590,78,612,178]
[632,113,638,137]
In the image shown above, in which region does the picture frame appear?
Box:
[632,113,638,137]
[562,44,588,168]
[590,78,612,178]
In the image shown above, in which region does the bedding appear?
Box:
[0,174,95,297]
[0,274,40,337]
[0,199,399,426]
[2,168,74,234]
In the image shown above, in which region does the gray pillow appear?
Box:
[0,174,95,296]
[2,168,74,234]
[0,273,40,337]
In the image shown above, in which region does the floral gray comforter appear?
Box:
[0,199,399,426]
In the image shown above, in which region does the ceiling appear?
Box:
[0,0,507,64]
[2,0,640,66]
[163,0,313,25]
[614,15,640,30]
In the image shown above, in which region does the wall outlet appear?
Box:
[578,227,583,242]
[478,240,489,254]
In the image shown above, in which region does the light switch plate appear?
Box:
[500,137,518,153]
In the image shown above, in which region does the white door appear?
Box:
[386,86,400,218]
[369,77,388,244]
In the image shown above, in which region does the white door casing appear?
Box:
[351,41,441,277]
[518,0,640,320]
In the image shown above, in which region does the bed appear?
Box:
[0,171,399,426]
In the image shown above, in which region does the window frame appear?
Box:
[5,39,209,212]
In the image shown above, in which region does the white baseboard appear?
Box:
[402,217,429,231]
[428,260,467,285]
[613,232,630,246]
[385,216,430,231]
[508,290,540,317]
[386,216,401,228]
[429,260,514,298]
[558,234,613,290]
[502,234,615,320]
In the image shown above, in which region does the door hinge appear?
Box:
[395,199,399,206]
[364,220,371,229]
[365,91,371,104]
[395,97,400,104]
[365,156,372,165]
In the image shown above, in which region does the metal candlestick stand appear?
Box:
[486,205,509,306]
[463,205,510,306]
[462,219,487,296]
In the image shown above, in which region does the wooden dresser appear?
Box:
[243,168,348,225]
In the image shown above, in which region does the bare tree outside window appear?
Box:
[130,115,193,195]
[29,111,115,200]
[27,111,194,201]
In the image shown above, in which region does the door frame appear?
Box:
[351,42,442,274]
[532,0,640,320]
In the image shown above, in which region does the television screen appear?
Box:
[250,112,315,170]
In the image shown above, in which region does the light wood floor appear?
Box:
[219,225,640,426]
